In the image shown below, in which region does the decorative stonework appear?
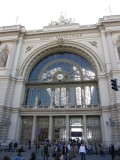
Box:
[89,41,98,47]
[0,45,11,67]
[26,46,33,53]
[57,38,63,46]
[113,35,120,45]
[49,14,75,26]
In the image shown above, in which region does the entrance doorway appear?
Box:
[70,127,83,141]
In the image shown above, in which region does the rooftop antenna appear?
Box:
[108,0,112,15]
[15,16,18,25]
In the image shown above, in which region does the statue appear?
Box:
[49,13,75,26]
[0,45,9,67]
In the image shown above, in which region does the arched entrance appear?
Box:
[20,50,102,143]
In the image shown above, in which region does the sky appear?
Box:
[0,0,120,30]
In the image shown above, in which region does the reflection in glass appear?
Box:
[29,52,96,82]
[20,117,33,144]
[25,85,99,107]
[87,116,101,143]
[25,52,99,108]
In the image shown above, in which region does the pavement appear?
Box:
[0,145,120,160]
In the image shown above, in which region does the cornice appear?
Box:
[0,15,120,37]
[19,107,102,116]
[25,27,98,38]
[0,25,26,36]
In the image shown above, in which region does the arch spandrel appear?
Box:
[19,40,105,80]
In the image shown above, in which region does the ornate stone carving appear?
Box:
[0,45,11,67]
[49,13,75,26]
[26,46,33,53]
[89,41,98,47]
[57,38,63,46]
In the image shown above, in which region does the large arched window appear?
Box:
[25,51,99,108]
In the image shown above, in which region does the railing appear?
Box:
[22,104,100,109]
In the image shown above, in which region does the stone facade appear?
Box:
[0,15,120,146]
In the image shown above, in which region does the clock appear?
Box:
[57,73,64,80]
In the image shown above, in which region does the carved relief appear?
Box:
[57,38,63,46]
[0,45,11,67]
[26,46,33,53]
[89,41,98,47]
[113,35,120,45]
[49,13,75,26]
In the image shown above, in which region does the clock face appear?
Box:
[57,73,64,80]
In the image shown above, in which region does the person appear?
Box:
[109,144,115,160]
[79,143,86,160]
[99,144,105,157]
[9,141,13,152]
[69,145,75,160]
[4,155,10,160]
[44,143,49,160]
[13,148,26,160]
[62,144,68,160]
[14,142,18,152]
[28,140,31,149]
[29,152,36,160]
[95,143,98,154]
[55,152,63,160]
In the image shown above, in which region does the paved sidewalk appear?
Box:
[1,151,120,160]
[0,146,120,160]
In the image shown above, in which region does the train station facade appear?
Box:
[0,15,120,146]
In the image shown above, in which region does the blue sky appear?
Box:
[0,0,120,30]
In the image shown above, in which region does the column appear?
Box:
[106,31,117,69]
[66,115,70,142]
[83,115,87,143]
[31,116,36,143]
[48,116,53,143]
[66,87,69,108]
[100,30,111,72]
[12,35,24,77]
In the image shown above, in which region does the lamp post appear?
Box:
[106,118,115,144]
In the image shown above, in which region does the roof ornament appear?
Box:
[49,12,75,26]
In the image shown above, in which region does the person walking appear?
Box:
[14,142,18,152]
[28,140,31,149]
[109,144,115,160]
[79,143,86,160]
[29,152,36,160]
[13,148,26,160]
[44,143,49,160]
[62,143,68,160]
[55,152,63,160]
[69,145,75,160]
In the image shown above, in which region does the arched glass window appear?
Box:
[29,52,96,82]
[25,51,99,108]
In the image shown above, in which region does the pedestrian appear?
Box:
[79,143,86,160]
[4,155,10,160]
[28,140,31,149]
[13,148,26,160]
[69,145,75,160]
[44,143,49,160]
[29,151,36,160]
[99,144,105,157]
[55,152,63,160]
[95,143,98,154]
[62,143,68,160]
[9,141,13,151]
[109,144,115,160]
[14,142,18,152]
